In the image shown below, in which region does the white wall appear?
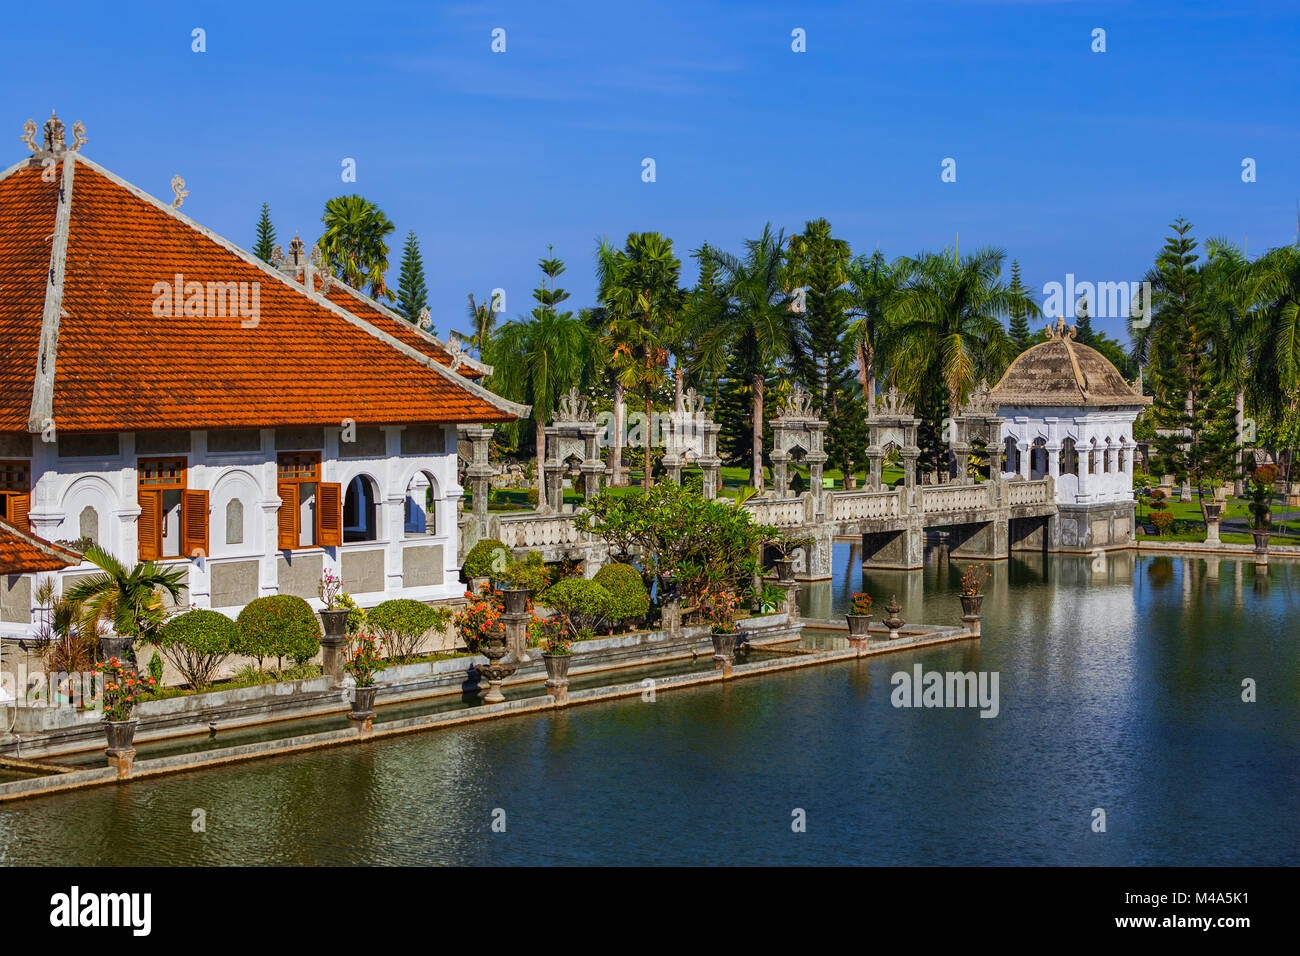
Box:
[997,405,1141,505]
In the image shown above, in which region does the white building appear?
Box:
[990,318,1151,548]
[0,114,524,636]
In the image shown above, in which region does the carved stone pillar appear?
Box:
[865,447,884,490]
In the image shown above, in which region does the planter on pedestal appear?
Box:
[348,685,378,734]
[1252,530,1270,568]
[319,608,350,684]
[497,587,532,663]
[543,652,572,704]
[773,558,794,583]
[105,718,138,777]
[1203,503,1223,545]
[845,614,872,643]
[469,575,491,594]
[711,627,739,677]
[99,635,134,666]
[882,595,905,641]
[959,593,984,637]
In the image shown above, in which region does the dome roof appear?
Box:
[990,318,1151,409]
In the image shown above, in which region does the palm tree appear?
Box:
[490,252,595,502]
[318,195,396,299]
[64,545,187,661]
[1248,244,1300,483]
[692,225,796,491]
[596,233,683,489]
[882,247,1031,478]
[466,292,497,357]
[845,249,902,402]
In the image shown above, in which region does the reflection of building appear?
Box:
[991,318,1151,549]
[0,117,524,634]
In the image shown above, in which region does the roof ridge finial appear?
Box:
[21,110,86,158]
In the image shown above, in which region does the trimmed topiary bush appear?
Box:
[367,598,453,661]
[462,538,510,580]
[593,563,650,628]
[236,595,321,673]
[545,577,615,639]
[156,608,239,689]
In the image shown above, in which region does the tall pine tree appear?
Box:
[253,203,277,263]
[394,231,430,326]
[1074,292,1095,346]
[1007,259,1034,353]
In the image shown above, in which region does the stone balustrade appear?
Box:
[830,489,902,522]
[491,511,585,549]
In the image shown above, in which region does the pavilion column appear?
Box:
[1016,442,1030,480]
[865,447,884,490]
[1046,442,1062,482]
[771,451,790,497]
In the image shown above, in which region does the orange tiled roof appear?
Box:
[0,517,79,574]
[0,153,524,434]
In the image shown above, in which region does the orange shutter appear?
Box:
[317,482,343,547]
[182,489,209,558]
[9,494,30,532]
[137,490,161,561]
[277,482,299,550]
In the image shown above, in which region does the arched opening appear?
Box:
[78,505,99,545]
[225,498,244,545]
[343,474,379,542]
[1030,438,1048,480]
[1059,438,1078,476]
[1089,438,1100,475]
[1003,436,1020,475]
[1118,443,1128,472]
[1104,438,1115,474]
[404,471,439,537]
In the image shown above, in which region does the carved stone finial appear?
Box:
[20,119,38,154]
[270,244,286,268]
[417,306,433,331]
[43,110,66,152]
[780,384,815,420]
[288,233,305,266]
[556,387,592,423]
[876,384,915,417]
[682,386,700,415]
[170,175,188,209]
[1046,315,1077,341]
[959,379,994,417]
[70,121,87,152]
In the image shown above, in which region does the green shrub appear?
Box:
[367,599,453,661]
[463,538,511,579]
[337,592,366,635]
[147,650,165,686]
[545,577,614,638]
[156,609,239,689]
[236,595,321,673]
[1150,510,1175,535]
[593,563,649,626]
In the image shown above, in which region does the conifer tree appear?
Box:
[394,231,430,326]
[1007,259,1034,353]
[1074,292,1095,346]
[253,203,277,263]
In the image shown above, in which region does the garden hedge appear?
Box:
[367,599,446,638]
[463,538,510,579]
[592,563,649,625]
[236,595,321,667]
[156,609,239,688]
[545,577,615,636]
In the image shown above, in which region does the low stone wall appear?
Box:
[1,612,802,758]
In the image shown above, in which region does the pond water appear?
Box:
[1,545,1296,866]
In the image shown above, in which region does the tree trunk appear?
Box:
[675,364,685,413]
[642,391,653,491]
[1234,389,1245,496]
[536,419,547,507]
[611,381,625,487]
[751,373,765,492]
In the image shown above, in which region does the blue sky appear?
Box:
[6,0,1298,341]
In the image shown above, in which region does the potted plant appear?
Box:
[344,634,383,729]
[700,586,742,665]
[958,563,988,619]
[492,562,531,616]
[846,592,872,637]
[537,614,572,684]
[1247,464,1276,551]
[96,656,156,761]
[65,546,186,666]
[317,570,349,638]
[454,585,503,655]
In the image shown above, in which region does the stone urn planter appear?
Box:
[98,635,134,665]
[319,608,350,684]
[773,558,794,582]
[711,627,739,677]
[543,652,572,704]
[104,718,138,778]
[1252,530,1270,567]
[319,608,350,640]
[1203,502,1223,520]
[349,686,378,734]
[469,575,491,594]
[959,593,984,637]
[498,585,529,616]
[845,614,872,638]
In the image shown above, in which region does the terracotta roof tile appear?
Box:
[0,157,521,433]
[0,517,79,574]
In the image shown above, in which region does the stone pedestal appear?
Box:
[777,579,800,622]
[661,596,682,638]
[1205,518,1221,546]
[106,749,135,778]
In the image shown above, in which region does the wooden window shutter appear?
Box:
[182,489,209,558]
[277,482,299,550]
[138,490,161,561]
[317,482,343,547]
[9,494,30,532]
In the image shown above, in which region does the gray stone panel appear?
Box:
[339,427,387,459]
[401,425,446,456]
[275,428,325,451]
[342,549,385,594]
[136,430,192,455]
[211,560,260,609]
[57,433,120,458]
[277,552,323,599]
[402,545,443,587]
[208,429,263,454]
[1,575,31,624]
[0,434,33,457]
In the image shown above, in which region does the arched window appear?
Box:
[1031,438,1048,479]
[344,475,379,542]
[78,505,98,544]
[1104,438,1115,473]
[1118,443,1127,472]
[1003,436,1019,474]
[405,471,438,537]
[225,498,244,545]
[1059,438,1078,476]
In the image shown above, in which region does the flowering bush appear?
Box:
[1248,465,1277,530]
[850,592,873,616]
[1150,510,1175,535]
[700,586,741,633]
[318,570,343,609]
[345,634,384,688]
[959,564,989,596]
[533,614,571,656]
[454,585,502,654]
[96,657,155,722]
